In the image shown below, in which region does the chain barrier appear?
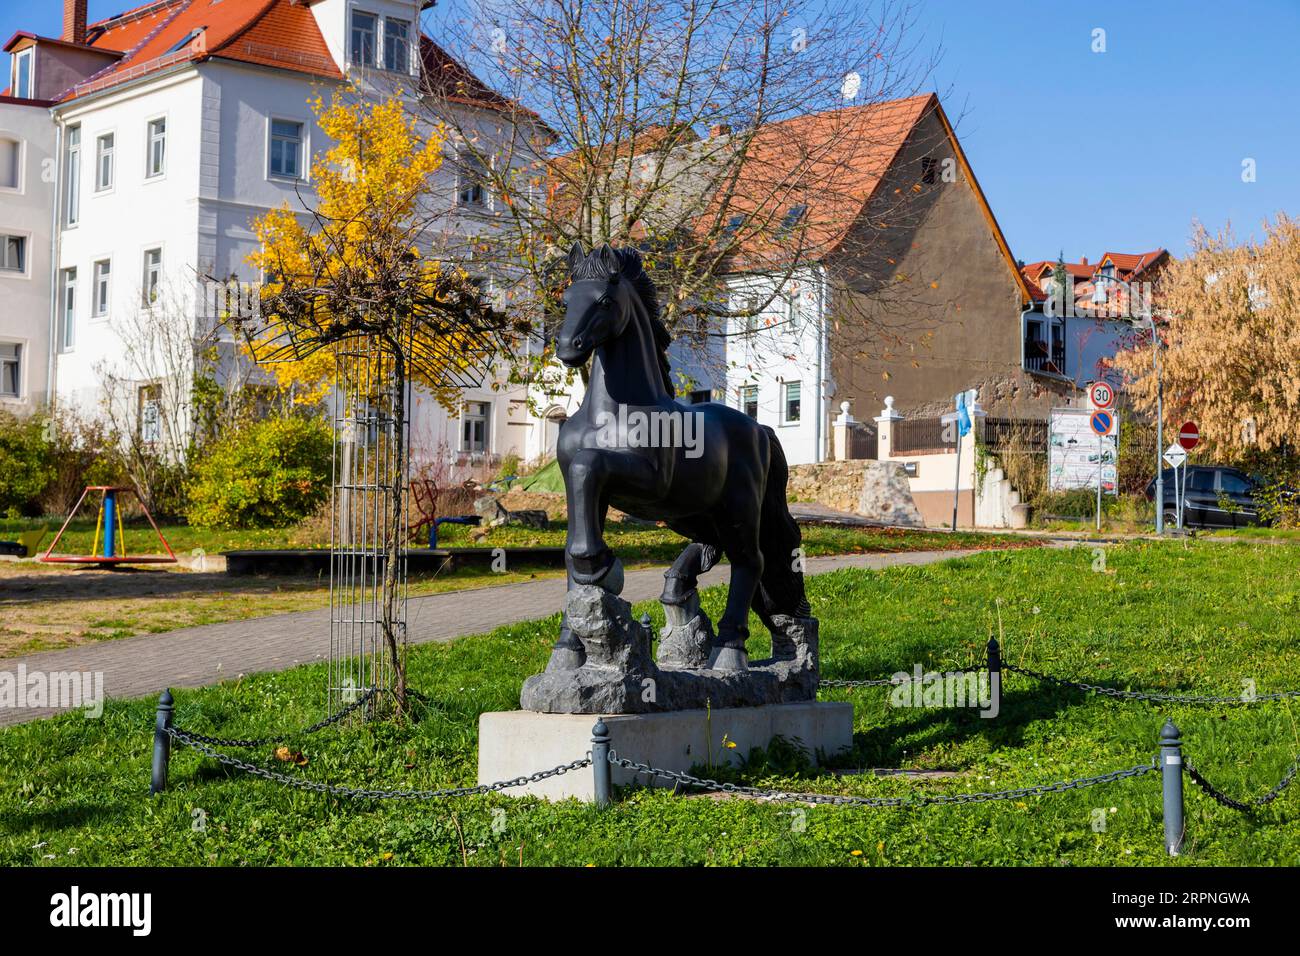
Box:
[820,661,1300,706]
[607,751,1158,807]
[1183,755,1300,813]
[168,687,379,749]
[165,726,591,800]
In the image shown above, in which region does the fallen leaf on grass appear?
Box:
[274,747,308,766]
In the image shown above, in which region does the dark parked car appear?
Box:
[1144,465,1261,529]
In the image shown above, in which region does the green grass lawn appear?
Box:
[0,513,1008,562]
[3,539,1298,866]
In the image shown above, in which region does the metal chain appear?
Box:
[1001,663,1300,705]
[166,726,591,800]
[823,664,1300,705]
[608,752,1157,807]
[1184,755,1300,812]
[168,687,379,749]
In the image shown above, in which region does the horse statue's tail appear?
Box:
[754,427,811,625]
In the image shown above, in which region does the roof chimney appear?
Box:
[1081,256,1088,266]
[63,0,88,46]
[709,123,731,138]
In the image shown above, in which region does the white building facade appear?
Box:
[0,93,56,415]
[4,0,546,475]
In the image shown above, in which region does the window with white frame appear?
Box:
[741,295,759,336]
[146,117,166,178]
[12,49,33,100]
[65,125,80,225]
[740,384,758,418]
[350,10,378,67]
[384,17,410,72]
[93,259,111,316]
[0,234,25,273]
[142,248,162,306]
[0,343,20,398]
[461,401,490,453]
[786,291,801,330]
[456,152,489,206]
[95,133,114,191]
[781,381,802,424]
[138,384,161,445]
[60,268,76,352]
[0,137,20,190]
[269,119,304,179]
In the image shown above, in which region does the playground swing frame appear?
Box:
[40,485,178,566]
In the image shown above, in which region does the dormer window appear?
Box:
[12,48,33,99]
[350,10,378,67]
[777,203,807,237]
[166,28,205,55]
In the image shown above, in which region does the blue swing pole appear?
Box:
[102,488,116,559]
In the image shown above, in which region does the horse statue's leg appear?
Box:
[564,447,660,588]
[547,471,626,673]
[708,518,764,672]
[657,541,720,669]
[660,541,720,605]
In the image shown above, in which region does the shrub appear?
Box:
[186,415,333,529]
[0,412,55,517]
[40,409,127,516]
[1242,452,1300,529]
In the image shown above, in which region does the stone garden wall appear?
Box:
[788,461,927,527]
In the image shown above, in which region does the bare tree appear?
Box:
[95,277,256,516]
[413,0,949,391]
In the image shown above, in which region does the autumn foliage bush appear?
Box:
[186,416,333,529]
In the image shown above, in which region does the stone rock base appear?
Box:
[478,701,854,801]
[519,584,819,714]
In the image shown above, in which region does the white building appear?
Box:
[0,88,56,415]
[2,0,546,474]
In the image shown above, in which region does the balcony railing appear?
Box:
[1024,337,1066,376]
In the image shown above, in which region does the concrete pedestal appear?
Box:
[478,701,854,801]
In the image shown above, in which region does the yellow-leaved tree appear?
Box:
[237,89,518,710]
[1114,216,1300,526]
[1115,216,1300,454]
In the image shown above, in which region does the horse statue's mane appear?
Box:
[572,245,674,394]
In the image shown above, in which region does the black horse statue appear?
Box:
[549,242,809,672]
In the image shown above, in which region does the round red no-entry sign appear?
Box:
[1178,421,1200,450]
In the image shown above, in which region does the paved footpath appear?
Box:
[0,548,985,727]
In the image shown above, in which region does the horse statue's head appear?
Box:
[556,242,643,367]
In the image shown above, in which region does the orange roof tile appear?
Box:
[60,0,340,102]
[705,95,934,266]
[1097,249,1167,277]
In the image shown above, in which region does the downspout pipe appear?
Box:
[45,111,63,410]
[815,264,829,462]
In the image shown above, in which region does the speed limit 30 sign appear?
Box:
[1088,381,1116,410]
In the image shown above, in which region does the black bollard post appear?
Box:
[150,689,174,796]
[985,636,1002,718]
[591,719,612,807]
[1160,719,1184,857]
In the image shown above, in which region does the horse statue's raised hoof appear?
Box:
[707,638,749,672]
[570,549,624,595]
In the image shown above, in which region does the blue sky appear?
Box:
[3,0,1296,262]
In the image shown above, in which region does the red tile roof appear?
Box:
[694,95,932,267]
[1097,249,1167,277]
[1020,249,1170,306]
[55,0,341,102]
